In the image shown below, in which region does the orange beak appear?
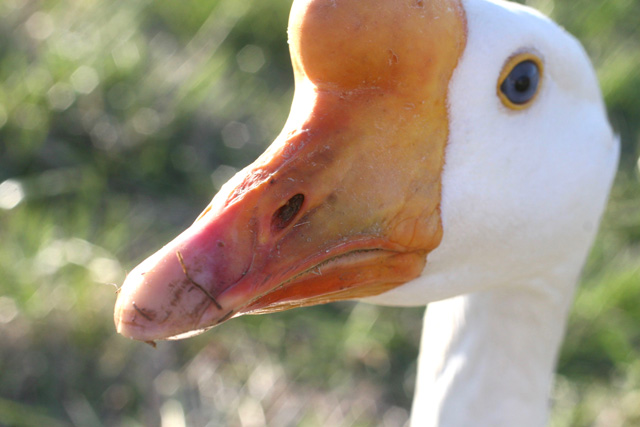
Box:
[114,0,466,341]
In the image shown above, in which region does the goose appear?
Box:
[113,0,619,425]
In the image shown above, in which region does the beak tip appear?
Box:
[113,265,162,341]
[113,300,164,341]
[113,247,225,342]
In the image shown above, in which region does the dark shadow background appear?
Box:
[0,0,639,425]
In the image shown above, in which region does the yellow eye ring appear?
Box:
[497,52,544,110]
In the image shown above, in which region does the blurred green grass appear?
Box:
[0,0,638,425]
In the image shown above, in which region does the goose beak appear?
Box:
[114,0,467,341]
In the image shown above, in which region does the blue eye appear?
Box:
[498,55,543,110]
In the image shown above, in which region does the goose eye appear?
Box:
[498,53,543,110]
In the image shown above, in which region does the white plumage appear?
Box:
[115,1,618,425]
[366,1,617,424]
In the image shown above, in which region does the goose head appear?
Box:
[114,0,618,342]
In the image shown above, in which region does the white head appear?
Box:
[367,0,618,306]
[114,0,618,341]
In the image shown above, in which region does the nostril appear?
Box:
[271,194,305,231]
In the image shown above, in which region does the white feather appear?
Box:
[365,0,618,425]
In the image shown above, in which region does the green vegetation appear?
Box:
[0,0,638,425]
